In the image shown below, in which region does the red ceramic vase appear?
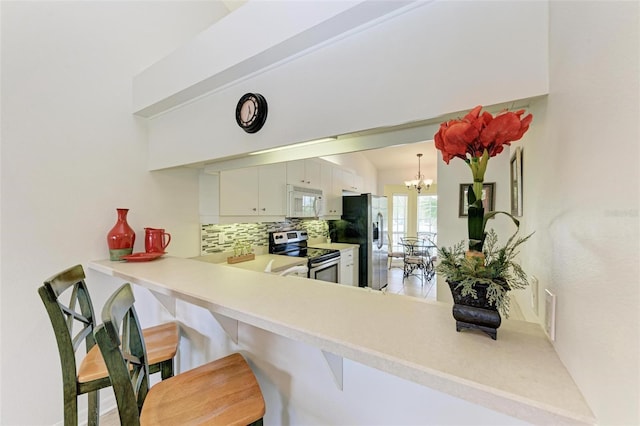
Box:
[107,208,135,260]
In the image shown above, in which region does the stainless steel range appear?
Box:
[269,230,341,283]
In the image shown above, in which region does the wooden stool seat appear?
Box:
[78,322,179,383]
[95,283,265,426]
[141,353,265,425]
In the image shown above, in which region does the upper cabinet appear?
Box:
[341,169,363,193]
[320,163,342,217]
[207,158,362,223]
[286,159,322,189]
[220,163,287,220]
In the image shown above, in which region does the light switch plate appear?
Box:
[545,289,556,341]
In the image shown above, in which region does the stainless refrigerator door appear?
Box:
[370,196,388,290]
[376,195,389,288]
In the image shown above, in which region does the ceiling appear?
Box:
[358,140,436,172]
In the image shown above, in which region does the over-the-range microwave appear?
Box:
[287,184,323,218]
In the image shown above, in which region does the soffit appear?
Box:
[133,0,419,117]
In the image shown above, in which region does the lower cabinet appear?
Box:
[339,246,359,286]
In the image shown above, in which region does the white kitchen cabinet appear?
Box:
[353,174,364,193]
[286,159,322,188]
[339,246,358,286]
[220,163,287,217]
[329,167,344,216]
[319,163,342,217]
[341,169,362,193]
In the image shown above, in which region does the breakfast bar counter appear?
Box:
[193,253,307,273]
[89,256,594,425]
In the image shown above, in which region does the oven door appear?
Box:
[308,256,340,284]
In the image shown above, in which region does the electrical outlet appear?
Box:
[531,275,539,314]
[218,232,225,244]
[545,289,556,341]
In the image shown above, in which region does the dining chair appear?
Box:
[94,282,265,425]
[38,264,179,426]
[387,235,404,270]
[401,238,434,285]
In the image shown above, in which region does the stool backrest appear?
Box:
[94,283,149,424]
[38,265,97,394]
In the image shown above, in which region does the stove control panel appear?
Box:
[270,230,308,245]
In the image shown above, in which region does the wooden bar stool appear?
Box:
[38,264,179,426]
[94,283,265,426]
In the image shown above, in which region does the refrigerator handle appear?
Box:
[377,212,384,249]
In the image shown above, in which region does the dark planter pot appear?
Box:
[447,280,502,340]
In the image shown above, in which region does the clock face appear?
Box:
[235,93,267,133]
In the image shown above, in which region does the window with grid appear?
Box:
[417,195,437,244]
[391,194,408,251]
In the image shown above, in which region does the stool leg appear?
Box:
[63,391,78,426]
[161,359,174,380]
[87,390,99,426]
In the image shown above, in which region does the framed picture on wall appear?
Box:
[510,147,523,217]
[459,182,495,217]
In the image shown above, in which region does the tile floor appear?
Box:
[384,260,437,300]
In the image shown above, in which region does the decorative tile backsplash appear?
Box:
[201,219,329,255]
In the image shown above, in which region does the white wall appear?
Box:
[0,2,227,424]
[518,2,639,424]
[438,2,639,424]
[146,0,549,169]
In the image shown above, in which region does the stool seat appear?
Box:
[95,283,265,426]
[141,353,264,425]
[78,322,179,383]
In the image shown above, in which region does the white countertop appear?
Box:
[193,253,306,273]
[88,256,594,425]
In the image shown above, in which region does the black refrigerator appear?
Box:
[328,194,388,290]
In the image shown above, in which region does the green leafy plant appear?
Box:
[436,229,533,317]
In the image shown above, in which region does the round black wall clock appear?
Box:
[235,93,268,133]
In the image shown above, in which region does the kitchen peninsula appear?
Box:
[89,256,594,425]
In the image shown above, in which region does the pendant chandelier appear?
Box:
[405,153,433,193]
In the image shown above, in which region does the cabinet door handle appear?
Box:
[252,208,257,211]
[261,208,266,211]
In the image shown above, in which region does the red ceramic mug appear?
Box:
[145,228,171,253]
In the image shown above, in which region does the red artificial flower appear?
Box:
[480,109,533,155]
[434,120,476,163]
[434,106,532,163]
